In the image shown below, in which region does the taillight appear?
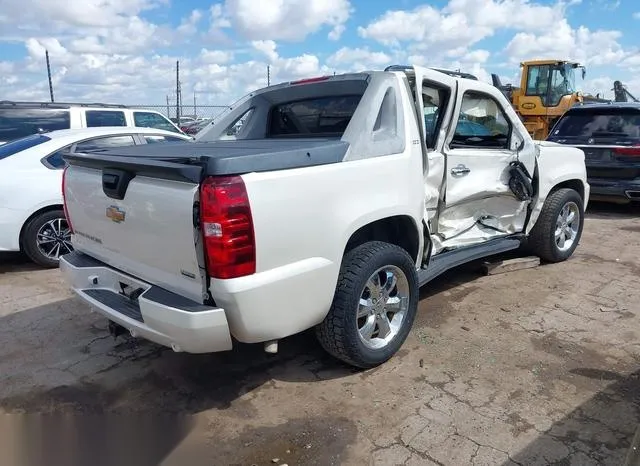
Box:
[200,175,255,279]
[62,166,74,233]
[613,146,640,157]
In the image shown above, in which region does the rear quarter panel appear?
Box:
[526,141,589,233]
[211,147,425,342]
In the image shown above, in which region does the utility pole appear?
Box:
[45,50,54,102]
[175,60,181,125]
[166,95,170,118]
[267,65,270,86]
[193,91,197,118]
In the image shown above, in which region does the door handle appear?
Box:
[451,164,471,176]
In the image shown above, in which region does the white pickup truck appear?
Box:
[59,66,588,368]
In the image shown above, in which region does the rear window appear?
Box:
[0,134,51,160]
[549,107,640,143]
[0,108,70,141]
[268,95,362,137]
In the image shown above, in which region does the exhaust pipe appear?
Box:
[625,190,640,199]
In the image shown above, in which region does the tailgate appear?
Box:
[63,156,207,303]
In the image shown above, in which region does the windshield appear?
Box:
[0,134,51,161]
[0,108,70,142]
[548,107,640,144]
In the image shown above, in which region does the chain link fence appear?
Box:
[129,104,231,125]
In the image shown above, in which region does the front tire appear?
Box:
[22,210,73,268]
[316,241,419,369]
[529,188,584,263]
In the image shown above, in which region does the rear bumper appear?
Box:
[59,251,233,353]
[588,178,640,202]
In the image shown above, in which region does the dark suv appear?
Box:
[547,102,640,203]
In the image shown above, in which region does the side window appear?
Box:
[75,135,136,152]
[451,92,511,149]
[134,112,180,133]
[85,110,126,127]
[219,108,254,140]
[44,146,72,169]
[422,83,451,150]
[143,135,186,144]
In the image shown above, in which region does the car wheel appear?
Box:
[529,188,584,263]
[22,209,73,268]
[316,241,419,369]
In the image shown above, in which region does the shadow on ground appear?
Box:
[586,200,640,220]
[507,369,640,465]
[0,252,44,274]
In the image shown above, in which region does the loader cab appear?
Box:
[520,61,584,109]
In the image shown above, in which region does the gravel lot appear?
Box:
[1,202,639,466]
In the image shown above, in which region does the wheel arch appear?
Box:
[526,177,586,234]
[343,215,424,267]
[18,204,64,250]
[550,179,586,202]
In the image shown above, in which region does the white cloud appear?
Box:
[251,40,279,62]
[634,12,640,19]
[0,0,164,30]
[327,47,392,71]
[358,0,566,49]
[505,20,627,67]
[177,10,203,35]
[224,0,352,41]
[199,48,234,65]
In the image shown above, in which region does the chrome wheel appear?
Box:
[357,265,410,350]
[555,201,580,252]
[36,218,72,260]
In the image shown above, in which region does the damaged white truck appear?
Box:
[59,66,589,369]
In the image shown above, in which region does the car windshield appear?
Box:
[0,134,51,160]
[0,108,71,142]
[548,107,640,143]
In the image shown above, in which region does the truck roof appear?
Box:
[0,100,128,109]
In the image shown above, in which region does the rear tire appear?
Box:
[22,210,73,268]
[528,188,584,263]
[316,241,419,369]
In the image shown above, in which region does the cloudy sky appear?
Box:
[0,0,638,106]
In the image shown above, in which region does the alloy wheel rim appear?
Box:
[36,218,73,260]
[357,265,410,350]
[555,201,580,252]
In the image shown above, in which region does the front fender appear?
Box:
[526,142,588,234]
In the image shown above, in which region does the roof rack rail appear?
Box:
[384,65,479,80]
[0,100,128,109]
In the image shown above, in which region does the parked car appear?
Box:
[0,101,184,145]
[0,127,192,267]
[182,119,213,135]
[547,102,640,203]
[59,66,588,368]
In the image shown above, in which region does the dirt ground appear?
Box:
[1,202,639,466]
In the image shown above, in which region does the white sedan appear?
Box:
[0,127,193,267]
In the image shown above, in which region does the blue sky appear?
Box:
[0,0,638,106]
